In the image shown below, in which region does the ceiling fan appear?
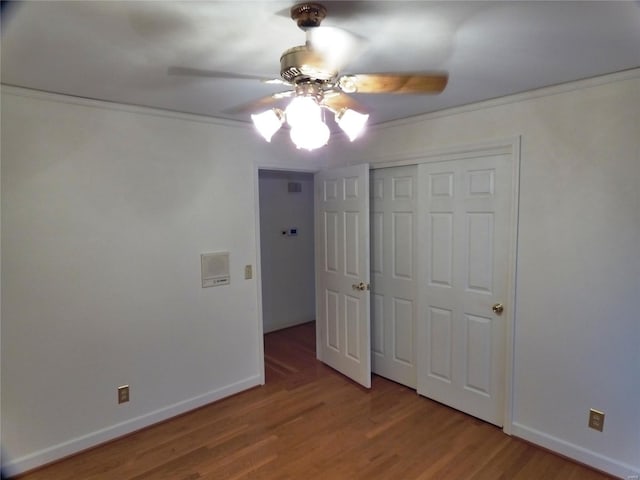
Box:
[169,2,448,150]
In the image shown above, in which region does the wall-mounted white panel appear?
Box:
[465,314,492,396]
[201,251,230,288]
[428,307,453,382]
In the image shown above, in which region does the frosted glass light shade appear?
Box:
[251,109,284,142]
[290,120,330,151]
[285,96,322,128]
[336,108,369,141]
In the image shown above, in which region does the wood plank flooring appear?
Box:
[14,322,615,479]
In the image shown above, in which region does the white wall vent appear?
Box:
[288,182,302,193]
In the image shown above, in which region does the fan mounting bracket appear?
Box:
[291,2,327,29]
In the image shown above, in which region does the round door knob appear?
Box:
[352,282,370,291]
[492,303,504,315]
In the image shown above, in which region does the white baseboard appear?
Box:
[2,375,262,477]
[263,319,312,334]
[511,422,639,479]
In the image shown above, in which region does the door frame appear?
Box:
[253,165,318,386]
[253,136,520,433]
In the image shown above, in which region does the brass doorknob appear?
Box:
[352,282,370,291]
[492,303,504,315]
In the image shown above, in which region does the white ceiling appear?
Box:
[2,1,639,127]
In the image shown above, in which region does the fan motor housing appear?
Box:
[280,45,337,83]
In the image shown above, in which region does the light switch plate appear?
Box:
[588,408,605,431]
[118,385,130,404]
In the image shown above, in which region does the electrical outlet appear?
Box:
[244,264,252,280]
[118,385,130,404]
[588,408,604,431]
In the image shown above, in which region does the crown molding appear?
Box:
[371,67,640,132]
[0,84,251,129]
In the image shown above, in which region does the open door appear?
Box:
[315,164,371,388]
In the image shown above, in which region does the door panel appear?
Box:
[326,290,339,350]
[430,213,454,286]
[370,166,418,388]
[428,306,453,381]
[465,313,492,394]
[418,154,513,426]
[393,212,413,278]
[393,298,413,364]
[315,164,371,388]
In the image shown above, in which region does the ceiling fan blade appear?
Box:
[223,91,294,115]
[168,66,286,84]
[323,92,368,114]
[339,73,448,94]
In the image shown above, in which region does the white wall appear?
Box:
[259,170,315,333]
[2,71,638,477]
[327,70,640,478]
[0,87,322,475]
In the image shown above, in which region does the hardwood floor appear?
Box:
[14,322,614,479]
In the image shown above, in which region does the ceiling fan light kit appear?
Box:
[250,109,285,143]
[252,101,359,151]
[286,96,330,150]
[290,114,331,151]
[252,81,368,150]
[173,2,448,151]
[335,108,369,142]
[286,95,322,127]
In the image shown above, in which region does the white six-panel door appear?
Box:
[370,166,418,388]
[417,154,514,426]
[315,164,371,388]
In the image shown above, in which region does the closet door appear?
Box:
[370,165,418,388]
[417,154,514,426]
